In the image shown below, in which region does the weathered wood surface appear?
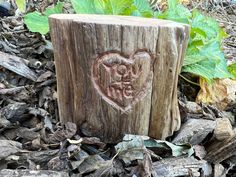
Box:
[0,51,37,81]
[49,15,189,142]
[0,169,69,177]
[153,157,207,177]
[205,135,236,163]
[172,118,216,145]
[214,118,234,141]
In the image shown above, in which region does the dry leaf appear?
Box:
[197,78,236,110]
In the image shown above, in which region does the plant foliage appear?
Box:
[24,2,63,35]
[23,0,233,81]
[16,0,26,12]
[228,62,236,78]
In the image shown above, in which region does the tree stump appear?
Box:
[49,15,189,143]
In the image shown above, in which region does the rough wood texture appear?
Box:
[205,135,236,163]
[214,118,234,141]
[0,51,37,81]
[153,157,206,177]
[172,118,216,145]
[49,15,189,142]
[0,169,69,177]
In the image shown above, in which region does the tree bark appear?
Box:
[49,14,189,143]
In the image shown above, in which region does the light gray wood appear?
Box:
[172,119,216,145]
[0,169,69,177]
[205,135,236,163]
[0,51,37,81]
[49,14,189,142]
[214,118,234,141]
[153,157,206,177]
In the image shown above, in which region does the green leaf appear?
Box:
[24,2,63,35]
[183,41,232,81]
[184,41,219,66]
[94,0,107,14]
[115,134,146,164]
[106,0,133,15]
[183,43,232,81]
[115,134,194,164]
[168,0,178,10]
[157,4,191,23]
[191,10,227,41]
[71,0,97,14]
[16,0,26,12]
[182,60,216,82]
[132,0,153,17]
[71,0,133,15]
[24,12,49,35]
[144,139,194,157]
[228,62,236,78]
[44,2,63,16]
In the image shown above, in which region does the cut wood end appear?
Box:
[49,14,190,28]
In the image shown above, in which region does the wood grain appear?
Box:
[0,51,37,81]
[49,15,189,142]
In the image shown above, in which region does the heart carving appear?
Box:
[92,50,153,111]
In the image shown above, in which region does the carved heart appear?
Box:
[92,51,153,111]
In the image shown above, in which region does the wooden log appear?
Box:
[49,15,189,142]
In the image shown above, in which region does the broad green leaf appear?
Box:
[24,12,49,34]
[175,4,191,19]
[182,60,216,82]
[16,0,26,12]
[71,0,97,14]
[200,41,232,79]
[183,54,207,66]
[71,0,133,15]
[191,39,204,47]
[214,53,233,79]
[183,41,232,81]
[24,2,63,35]
[191,27,207,38]
[94,0,107,14]
[106,0,133,15]
[191,10,224,41]
[168,0,178,10]
[184,41,220,66]
[157,4,191,23]
[205,17,228,41]
[132,0,153,17]
[44,2,63,16]
[228,62,236,78]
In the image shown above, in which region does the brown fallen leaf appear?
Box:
[48,156,68,171]
[77,155,112,175]
[81,137,106,150]
[197,78,236,110]
[36,71,53,82]
[136,150,155,177]
[45,122,77,144]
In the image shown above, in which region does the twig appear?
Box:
[179,74,200,86]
